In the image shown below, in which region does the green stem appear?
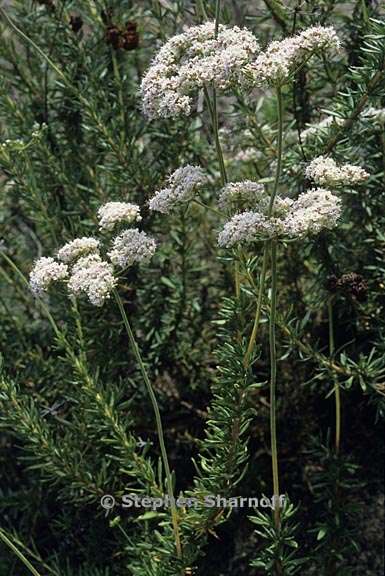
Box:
[243,245,269,367]
[113,290,182,562]
[0,529,42,576]
[215,0,221,36]
[212,85,228,186]
[196,0,208,20]
[328,298,341,454]
[203,84,227,186]
[269,241,280,530]
[245,87,284,360]
[204,0,227,187]
[268,87,284,217]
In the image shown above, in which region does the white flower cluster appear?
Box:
[108,229,157,268]
[149,165,207,213]
[97,202,141,231]
[30,257,68,296]
[30,202,157,305]
[141,22,259,118]
[306,156,369,186]
[246,26,340,86]
[57,237,100,263]
[301,116,344,141]
[218,187,342,247]
[68,254,116,307]
[283,188,342,237]
[218,211,277,247]
[218,180,265,209]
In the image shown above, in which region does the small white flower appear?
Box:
[218,211,283,247]
[29,257,68,296]
[108,229,157,268]
[57,237,100,264]
[306,156,369,186]
[68,254,116,307]
[283,188,342,237]
[97,202,141,231]
[246,25,340,86]
[141,22,259,118]
[149,165,207,213]
[218,181,265,209]
[218,187,342,246]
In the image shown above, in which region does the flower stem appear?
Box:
[269,241,280,529]
[212,86,228,187]
[268,87,284,217]
[243,245,269,367]
[245,87,284,361]
[210,0,227,187]
[328,298,341,453]
[113,290,183,562]
[215,0,221,36]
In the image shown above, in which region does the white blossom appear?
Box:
[97,202,141,231]
[283,188,342,237]
[30,257,68,296]
[68,254,116,307]
[149,165,207,213]
[108,229,157,268]
[306,156,369,186]
[218,187,341,246]
[246,26,340,86]
[57,237,100,264]
[141,22,259,118]
[218,180,265,209]
[218,211,282,247]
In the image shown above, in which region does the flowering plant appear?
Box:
[0,2,384,576]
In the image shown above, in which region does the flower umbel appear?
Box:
[218,188,342,247]
[218,211,282,247]
[246,25,340,87]
[149,165,207,214]
[141,22,259,118]
[108,229,157,268]
[68,254,116,307]
[98,202,142,231]
[306,156,369,186]
[283,188,342,237]
[57,237,100,264]
[218,181,265,210]
[30,257,68,296]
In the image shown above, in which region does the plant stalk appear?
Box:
[268,87,284,217]
[269,241,280,530]
[243,245,269,367]
[113,290,182,562]
[328,298,341,453]
[245,87,284,361]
